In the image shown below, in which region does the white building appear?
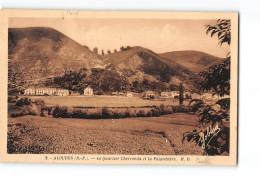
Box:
[126,92,133,97]
[24,88,35,95]
[35,88,56,95]
[160,91,179,98]
[55,89,69,96]
[169,91,179,98]
[84,87,94,96]
[24,88,69,96]
[112,92,118,96]
[160,92,168,97]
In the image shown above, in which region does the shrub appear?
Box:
[40,109,48,117]
[34,99,46,108]
[71,110,89,119]
[173,106,193,113]
[147,110,153,117]
[10,104,41,117]
[102,106,110,118]
[137,110,146,117]
[127,109,138,117]
[151,108,160,117]
[158,104,166,114]
[124,109,131,118]
[15,98,31,107]
[164,105,173,114]
[183,99,230,155]
[40,107,53,117]
[18,103,193,119]
[8,96,18,103]
[52,106,69,118]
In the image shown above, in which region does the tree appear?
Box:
[179,82,184,105]
[183,19,231,156]
[93,47,98,54]
[205,19,231,46]
[169,84,178,91]
[201,19,231,96]
[114,49,117,53]
[200,57,230,97]
[107,50,111,54]
[120,46,125,51]
[120,46,131,51]
[102,50,104,56]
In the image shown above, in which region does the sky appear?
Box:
[9,17,230,57]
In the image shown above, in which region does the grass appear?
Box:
[26,95,189,108]
[9,96,192,119]
[7,113,204,155]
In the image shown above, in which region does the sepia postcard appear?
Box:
[0,9,238,165]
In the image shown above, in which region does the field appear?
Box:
[8,113,204,155]
[8,95,202,155]
[26,95,189,107]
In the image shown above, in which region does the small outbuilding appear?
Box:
[143,91,155,99]
[126,92,133,97]
[84,87,94,96]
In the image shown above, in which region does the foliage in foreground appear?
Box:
[182,19,231,156]
[183,99,230,155]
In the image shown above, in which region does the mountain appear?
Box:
[8,27,103,89]
[102,46,192,82]
[100,46,204,92]
[159,50,224,74]
[8,27,223,93]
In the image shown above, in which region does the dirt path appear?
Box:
[8,113,204,155]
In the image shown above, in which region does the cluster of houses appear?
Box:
[23,86,135,97]
[24,87,94,96]
[23,87,229,100]
[160,91,229,100]
[111,92,133,97]
[160,91,191,98]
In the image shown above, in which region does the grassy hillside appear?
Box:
[8,27,103,89]
[102,46,192,82]
[8,27,223,94]
[160,50,224,74]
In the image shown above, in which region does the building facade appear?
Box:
[35,88,56,96]
[24,88,69,96]
[84,87,94,96]
[55,89,69,96]
[24,88,35,95]
[161,91,179,98]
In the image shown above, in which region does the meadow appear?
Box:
[27,95,189,108]
[8,113,204,155]
[7,95,201,155]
